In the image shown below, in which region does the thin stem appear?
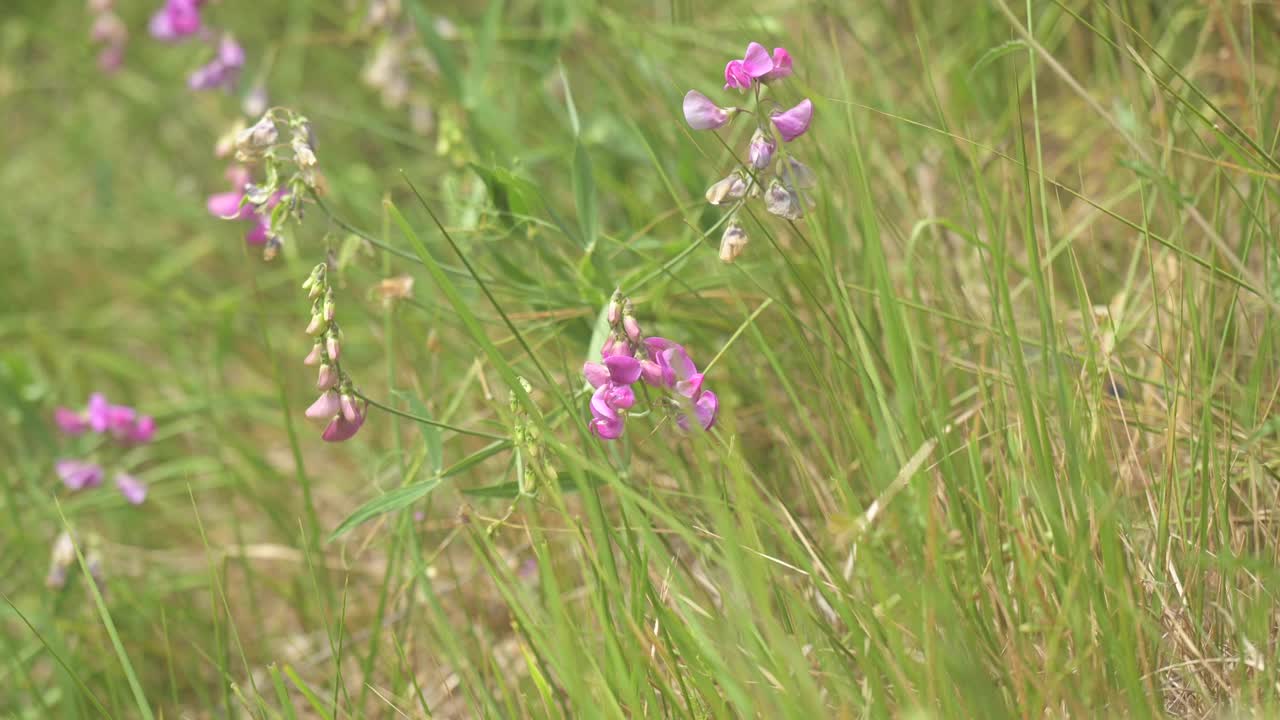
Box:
[355,392,508,441]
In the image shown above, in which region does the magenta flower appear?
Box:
[57,460,105,491]
[588,384,630,440]
[762,48,793,81]
[129,415,157,443]
[87,392,110,432]
[207,166,281,246]
[115,473,148,504]
[188,35,244,91]
[723,60,751,92]
[149,0,202,41]
[770,99,813,142]
[55,407,91,435]
[683,90,733,131]
[322,403,366,442]
[724,42,774,91]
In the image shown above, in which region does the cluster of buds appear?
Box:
[301,263,367,442]
[682,42,818,262]
[360,0,453,136]
[54,392,155,504]
[148,0,245,92]
[582,291,719,440]
[509,377,556,497]
[208,108,319,259]
[46,530,106,593]
[88,0,128,73]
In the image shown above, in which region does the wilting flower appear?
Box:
[683,90,733,130]
[764,179,804,220]
[57,460,105,491]
[719,220,748,263]
[149,0,202,41]
[778,156,817,189]
[705,172,748,206]
[748,129,775,169]
[189,34,245,91]
[770,99,813,142]
[115,473,147,505]
[46,531,78,589]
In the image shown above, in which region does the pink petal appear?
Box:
[589,385,618,422]
[54,408,90,435]
[607,385,635,410]
[682,90,730,131]
[322,409,365,442]
[694,390,718,430]
[763,48,793,81]
[129,415,156,443]
[305,390,341,420]
[56,459,104,490]
[723,59,750,91]
[115,473,148,504]
[741,42,774,78]
[603,355,642,385]
[87,393,110,432]
[340,394,359,423]
[207,191,249,219]
[583,362,609,388]
[589,416,624,440]
[244,219,271,246]
[770,98,813,142]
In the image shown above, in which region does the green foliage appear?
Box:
[3,0,1280,717]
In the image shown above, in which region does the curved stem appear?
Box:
[354,392,508,441]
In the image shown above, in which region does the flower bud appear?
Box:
[748,129,775,169]
[719,220,749,263]
[326,330,340,361]
[340,392,359,422]
[317,363,337,390]
[623,315,642,344]
[323,290,336,321]
[305,312,325,336]
[46,531,76,589]
[305,390,341,420]
[607,293,622,326]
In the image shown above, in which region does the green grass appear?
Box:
[3,0,1280,717]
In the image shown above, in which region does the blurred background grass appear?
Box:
[3,0,1280,717]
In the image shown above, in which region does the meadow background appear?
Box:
[3,0,1280,717]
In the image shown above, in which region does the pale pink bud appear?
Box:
[316,363,337,390]
[304,342,323,366]
[623,315,642,344]
[305,313,325,336]
[326,332,340,361]
[305,390,341,420]
[340,393,359,422]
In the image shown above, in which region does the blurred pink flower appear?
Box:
[770,99,813,142]
[57,460,105,491]
[683,90,732,130]
[188,35,244,91]
[762,48,793,81]
[149,0,202,41]
[115,473,148,504]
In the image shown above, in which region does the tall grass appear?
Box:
[3,0,1279,717]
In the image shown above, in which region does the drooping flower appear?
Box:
[149,0,202,41]
[207,165,282,246]
[305,390,342,420]
[115,473,148,505]
[764,179,804,220]
[719,220,748,263]
[57,460,105,491]
[770,99,813,142]
[762,48,793,82]
[705,172,748,206]
[321,402,366,442]
[683,90,733,131]
[55,407,92,435]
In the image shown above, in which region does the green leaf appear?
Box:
[969,40,1028,76]
[328,478,442,541]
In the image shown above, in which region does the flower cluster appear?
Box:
[149,0,245,93]
[88,0,128,73]
[54,393,155,504]
[682,42,818,262]
[301,263,367,442]
[208,108,319,259]
[583,291,718,440]
[360,0,451,136]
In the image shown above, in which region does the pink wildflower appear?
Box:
[770,99,813,142]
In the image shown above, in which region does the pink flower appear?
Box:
[189,35,245,91]
[57,460,104,491]
[129,415,157,443]
[683,90,733,131]
[723,60,751,91]
[87,392,110,432]
[770,99,813,142]
[207,167,283,246]
[588,384,631,440]
[322,402,366,442]
[642,337,697,389]
[724,42,774,91]
[762,48,792,81]
[305,390,341,420]
[115,473,148,504]
[149,0,202,41]
[55,407,91,435]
